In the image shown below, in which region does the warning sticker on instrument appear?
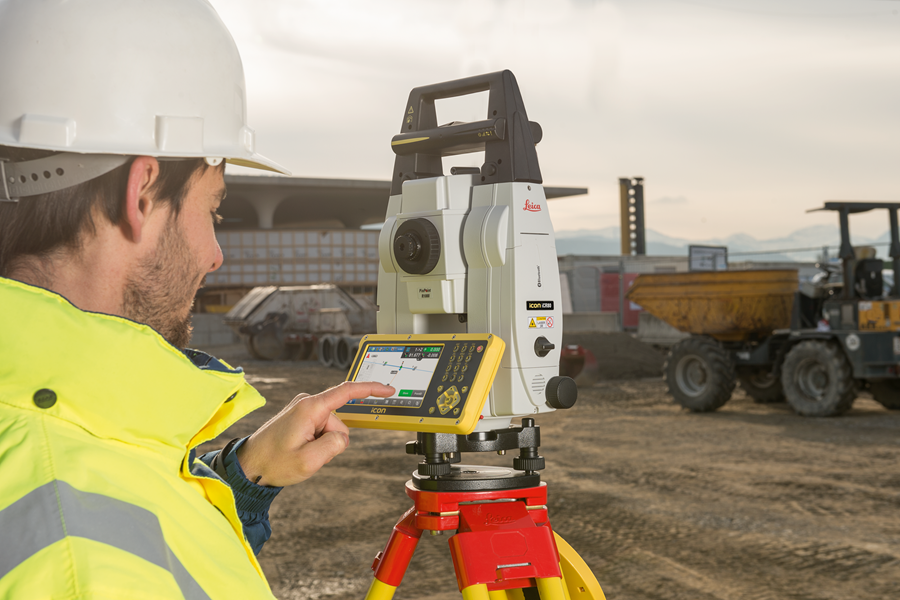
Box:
[527,316,554,329]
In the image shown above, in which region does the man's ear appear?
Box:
[123,156,161,244]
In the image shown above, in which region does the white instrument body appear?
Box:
[377,174,563,431]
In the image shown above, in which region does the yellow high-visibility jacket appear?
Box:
[0,277,276,599]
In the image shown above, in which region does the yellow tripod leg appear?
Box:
[535,577,567,600]
[553,532,606,600]
[461,583,491,600]
[488,590,509,600]
[364,578,398,600]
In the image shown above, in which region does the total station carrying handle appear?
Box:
[390,70,542,195]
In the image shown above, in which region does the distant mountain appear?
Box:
[555,225,888,262]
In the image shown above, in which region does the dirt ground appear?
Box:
[198,336,900,600]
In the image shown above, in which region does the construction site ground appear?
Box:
[199,333,900,600]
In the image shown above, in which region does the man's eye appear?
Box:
[211,210,223,225]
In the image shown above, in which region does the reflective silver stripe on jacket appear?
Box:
[0,480,211,600]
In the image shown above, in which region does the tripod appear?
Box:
[363,420,605,600]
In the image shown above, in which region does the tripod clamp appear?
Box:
[406,417,544,478]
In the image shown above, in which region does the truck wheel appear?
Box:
[249,330,289,361]
[243,335,266,360]
[868,380,900,410]
[664,337,736,412]
[781,340,855,417]
[289,337,313,361]
[738,368,785,403]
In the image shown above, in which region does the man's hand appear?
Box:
[235,381,394,487]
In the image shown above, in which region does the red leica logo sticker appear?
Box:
[524,200,541,212]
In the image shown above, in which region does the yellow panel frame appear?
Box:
[337,333,504,434]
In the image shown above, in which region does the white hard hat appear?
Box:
[0,0,288,200]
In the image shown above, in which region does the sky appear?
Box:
[209,0,900,242]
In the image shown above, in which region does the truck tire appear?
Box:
[738,368,785,403]
[868,380,900,410]
[243,335,266,360]
[664,336,736,412]
[248,330,289,361]
[781,340,855,417]
[289,337,314,361]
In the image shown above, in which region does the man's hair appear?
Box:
[0,146,210,277]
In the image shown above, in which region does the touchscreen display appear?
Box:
[348,344,444,408]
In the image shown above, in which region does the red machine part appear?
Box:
[370,482,561,593]
[449,499,561,592]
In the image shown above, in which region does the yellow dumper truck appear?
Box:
[627,201,900,417]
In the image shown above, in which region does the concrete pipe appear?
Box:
[334,336,361,371]
[317,334,338,368]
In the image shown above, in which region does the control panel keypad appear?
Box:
[342,338,489,421]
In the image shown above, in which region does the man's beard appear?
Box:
[122,219,204,348]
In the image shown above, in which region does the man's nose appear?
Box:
[209,239,224,272]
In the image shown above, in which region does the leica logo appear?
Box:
[524,200,541,212]
[485,513,515,526]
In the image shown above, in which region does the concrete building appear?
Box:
[198,174,588,312]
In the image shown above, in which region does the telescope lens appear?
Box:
[393,218,441,275]
[396,232,422,260]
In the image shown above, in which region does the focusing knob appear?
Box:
[394,218,441,275]
[513,455,545,472]
[546,376,577,409]
[418,461,451,477]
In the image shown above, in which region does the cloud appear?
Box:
[210,0,900,241]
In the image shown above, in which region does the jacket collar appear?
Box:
[0,277,264,461]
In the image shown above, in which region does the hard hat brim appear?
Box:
[228,154,291,175]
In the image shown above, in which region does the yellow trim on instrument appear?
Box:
[337,333,504,434]
[391,137,430,145]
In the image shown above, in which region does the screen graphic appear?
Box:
[348,345,443,408]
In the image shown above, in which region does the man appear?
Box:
[0,0,392,598]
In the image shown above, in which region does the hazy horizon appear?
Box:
[210,0,900,241]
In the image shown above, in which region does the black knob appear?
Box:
[418,461,451,477]
[513,455,545,472]
[394,218,440,275]
[534,336,555,358]
[546,376,577,409]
